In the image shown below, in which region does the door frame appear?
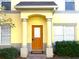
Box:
[32,25,43,51]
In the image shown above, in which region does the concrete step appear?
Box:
[27,54,46,59]
[31,51,43,54]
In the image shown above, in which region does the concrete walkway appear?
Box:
[27,54,46,59]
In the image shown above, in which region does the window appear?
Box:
[65,2,75,10]
[0,0,10,2]
[65,0,75,11]
[54,25,75,43]
[65,0,74,2]
[1,2,11,10]
[0,24,11,44]
[2,0,10,2]
[54,26,63,42]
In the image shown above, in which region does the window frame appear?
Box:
[65,2,75,11]
[0,24,11,45]
[54,24,76,42]
[65,0,74,2]
[2,0,11,2]
[1,1,11,10]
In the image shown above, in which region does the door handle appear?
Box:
[32,39,34,41]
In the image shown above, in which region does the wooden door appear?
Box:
[32,25,43,52]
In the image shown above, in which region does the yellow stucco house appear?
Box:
[0,0,79,58]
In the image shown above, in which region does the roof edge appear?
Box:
[15,5,58,9]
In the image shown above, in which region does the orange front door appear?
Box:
[32,25,43,52]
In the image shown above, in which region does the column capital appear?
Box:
[46,18,52,22]
[22,18,28,22]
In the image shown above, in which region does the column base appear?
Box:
[46,47,53,58]
[20,48,28,58]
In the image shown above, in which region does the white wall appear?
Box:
[0,2,1,11]
[11,0,21,10]
[53,12,79,23]
[53,12,79,41]
[53,0,65,11]
[75,0,79,11]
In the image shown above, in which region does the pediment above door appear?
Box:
[15,1,58,19]
[15,1,58,10]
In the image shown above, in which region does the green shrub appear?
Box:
[54,41,79,57]
[0,49,11,59]
[0,47,19,59]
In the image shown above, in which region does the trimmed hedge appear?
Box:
[0,47,19,59]
[54,41,79,57]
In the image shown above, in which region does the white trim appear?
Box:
[22,18,28,48]
[22,18,28,22]
[53,24,76,42]
[47,18,52,48]
[53,23,77,26]
[15,6,58,8]
[0,43,11,45]
[2,0,11,2]
[0,26,1,44]
[65,0,74,2]
[0,25,11,45]
[47,18,52,22]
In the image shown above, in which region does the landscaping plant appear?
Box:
[0,47,19,59]
[54,41,79,57]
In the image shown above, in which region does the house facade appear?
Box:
[0,0,79,58]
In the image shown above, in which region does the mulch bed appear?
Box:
[0,57,26,59]
[53,55,79,59]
